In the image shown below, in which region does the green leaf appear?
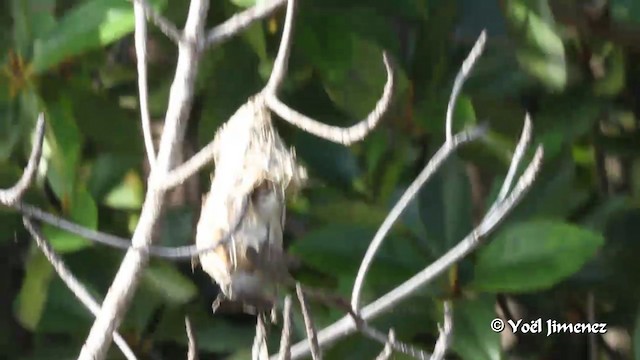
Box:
[611,0,640,25]
[502,0,568,89]
[229,0,256,8]
[87,153,139,201]
[103,169,144,210]
[31,0,168,73]
[15,248,54,330]
[418,156,473,256]
[43,185,98,253]
[451,294,502,360]
[43,95,82,201]
[471,221,605,292]
[10,0,57,55]
[142,262,197,305]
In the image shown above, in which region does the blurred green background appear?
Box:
[2,0,640,359]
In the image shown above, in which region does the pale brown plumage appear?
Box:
[195,96,306,310]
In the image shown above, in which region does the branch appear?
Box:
[130,0,182,43]
[185,316,198,360]
[430,301,453,360]
[0,113,44,206]
[253,314,270,360]
[277,296,293,360]
[296,284,321,360]
[133,0,157,168]
[22,218,138,360]
[350,125,487,311]
[279,127,544,360]
[265,51,394,145]
[204,0,287,50]
[78,0,210,358]
[374,330,395,360]
[264,0,296,94]
[445,31,486,143]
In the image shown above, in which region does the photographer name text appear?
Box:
[490,318,607,336]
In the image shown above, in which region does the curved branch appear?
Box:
[264,0,296,94]
[0,113,45,206]
[265,52,394,145]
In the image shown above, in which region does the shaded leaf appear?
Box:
[451,294,501,360]
[15,248,54,330]
[472,221,604,292]
[31,0,168,73]
[143,262,197,305]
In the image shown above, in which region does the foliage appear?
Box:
[2,0,640,359]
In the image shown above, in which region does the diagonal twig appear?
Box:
[22,218,138,360]
[278,129,544,359]
[350,125,487,311]
[264,0,296,94]
[204,0,287,50]
[130,0,182,44]
[133,0,156,168]
[445,31,486,143]
[296,284,321,360]
[430,301,453,360]
[0,113,45,206]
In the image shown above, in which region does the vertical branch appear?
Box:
[133,0,156,167]
[430,301,453,360]
[278,296,293,360]
[264,0,296,94]
[78,0,210,358]
[253,315,270,360]
[185,316,199,360]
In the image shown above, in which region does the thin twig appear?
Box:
[22,218,138,360]
[488,113,531,214]
[204,0,287,50]
[279,141,544,359]
[296,284,321,360]
[430,301,453,360]
[351,125,487,311]
[185,316,198,360]
[133,0,156,168]
[374,330,395,360]
[264,0,296,94]
[161,139,216,190]
[295,283,429,359]
[265,51,394,145]
[445,31,486,143]
[253,314,270,360]
[78,0,210,358]
[0,113,45,206]
[278,296,293,360]
[130,0,182,43]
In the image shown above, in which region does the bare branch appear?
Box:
[185,316,198,360]
[253,314,270,360]
[430,301,453,360]
[78,0,210,358]
[133,0,156,168]
[22,218,137,360]
[130,0,182,43]
[296,284,321,360]
[374,330,395,360]
[278,296,293,360]
[0,113,45,206]
[351,125,487,311]
[265,51,394,145]
[281,136,544,360]
[489,113,532,212]
[160,139,215,190]
[264,0,296,94]
[445,31,486,143]
[204,0,287,50]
